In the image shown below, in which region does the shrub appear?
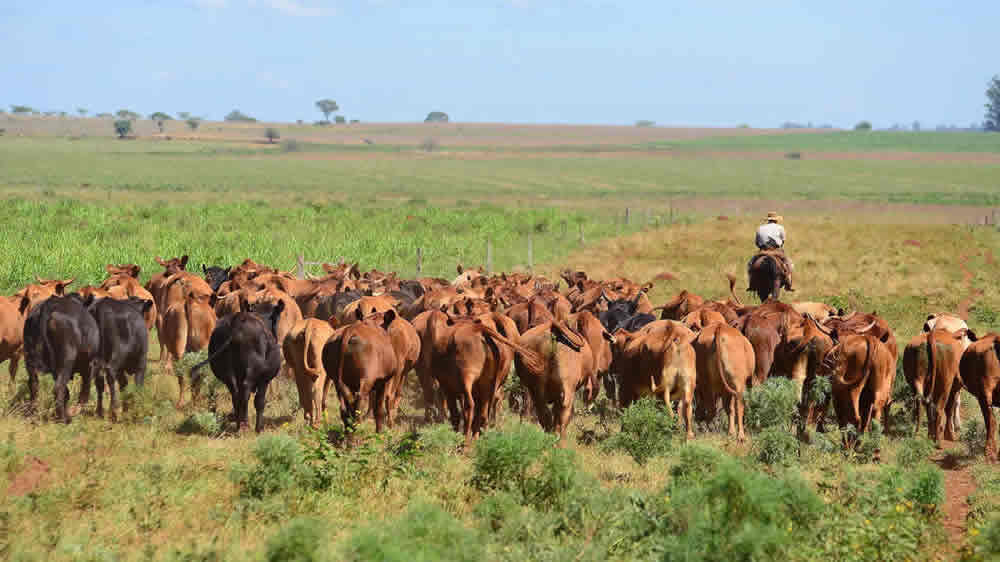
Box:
[225,109,256,122]
[635,120,655,127]
[185,118,200,131]
[670,442,729,482]
[754,427,799,466]
[340,502,484,562]
[784,151,802,159]
[968,516,1000,560]
[471,424,554,493]
[895,436,935,466]
[424,111,449,123]
[962,416,988,457]
[522,448,582,510]
[905,464,944,509]
[416,423,463,456]
[334,115,346,124]
[264,128,280,143]
[603,397,678,465]
[745,377,800,432]
[176,412,222,437]
[854,120,872,131]
[232,435,311,500]
[854,419,883,464]
[280,139,301,152]
[265,517,324,562]
[119,384,172,425]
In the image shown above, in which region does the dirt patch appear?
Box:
[7,456,50,496]
[956,253,985,321]
[652,272,678,281]
[904,239,922,247]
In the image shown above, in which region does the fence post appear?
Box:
[578,223,585,245]
[296,254,305,280]
[486,238,493,274]
[527,236,533,272]
[994,208,999,231]
[416,247,423,276]
[669,203,674,225]
[625,207,631,225]
[561,220,567,238]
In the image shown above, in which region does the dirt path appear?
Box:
[935,448,976,557]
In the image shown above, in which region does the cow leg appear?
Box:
[108,369,122,422]
[94,368,106,419]
[725,394,737,437]
[372,380,388,434]
[736,393,747,442]
[237,381,251,432]
[951,393,963,435]
[978,392,997,462]
[53,368,73,424]
[683,397,695,440]
[253,382,269,433]
[944,388,961,441]
[417,367,438,423]
[311,377,325,427]
[77,366,93,407]
[530,388,551,431]
[461,379,476,447]
[26,365,39,406]
[8,352,20,384]
[603,373,617,407]
[294,373,314,425]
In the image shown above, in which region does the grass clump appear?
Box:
[754,427,800,466]
[176,412,222,437]
[895,436,936,466]
[603,397,678,465]
[340,502,484,562]
[471,423,554,494]
[265,517,325,562]
[962,417,988,458]
[232,435,316,501]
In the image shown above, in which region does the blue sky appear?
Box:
[2,1,996,127]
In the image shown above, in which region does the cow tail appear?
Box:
[833,337,874,388]
[303,324,322,378]
[992,335,1000,365]
[712,328,740,397]
[37,302,54,370]
[189,334,235,381]
[476,324,546,377]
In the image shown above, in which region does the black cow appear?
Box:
[23,294,99,423]
[202,264,232,292]
[313,290,362,323]
[190,299,285,432]
[599,295,642,332]
[85,296,151,421]
[616,313,656,333]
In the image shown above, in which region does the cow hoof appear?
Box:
[68,405,82,417]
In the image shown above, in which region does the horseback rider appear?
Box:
[748,212,794,291]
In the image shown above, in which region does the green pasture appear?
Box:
[1,137,999,207]
[653,130,1000,154]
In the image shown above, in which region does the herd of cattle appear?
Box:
[2,256,1000,458]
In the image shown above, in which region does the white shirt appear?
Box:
[755,222,785,249]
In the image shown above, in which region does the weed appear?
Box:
[896,436,936,466]
[232,435,311,500]
[340,501,485,562]
[754,427,800,466]
[962,417,988,458]
[265,517,325,562]
[603,397,677,465]
[176,412,223,437]
[471,424,554,493]
[745,377,800,432]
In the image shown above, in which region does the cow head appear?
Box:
[202,265,232,292]
[155,255,188,274]
[106,263,141,278]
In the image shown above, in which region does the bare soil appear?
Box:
[934,448,975,556]
[7,456,50,496]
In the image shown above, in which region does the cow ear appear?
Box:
[456,263,464,275]
[382,309,396,330]
[576,280,584,292]
[355,306,364,321]
[155,256,166,266]
[880,331,890,344]
[17,296,30,316]
[130,265,140,277]
[922,322,931,333]
[837,308,845,317]
[926,314,936,321]
[142,299,154,313]
[202,264,208,274]
[225,267,232,275]
[967,330,978,342]
[180,255,189,269]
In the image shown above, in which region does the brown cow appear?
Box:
[681,308,727,332]
[512,320,587,442]
[790,302,838,323]
[658,290,705,321]
[823,333,896,438]
[0,296,26,383]
[322,310,399,433]
[284,318,336,427]
[960,334,1000,460]
[692,322,754,441]
[162,292,216,404]
[381,310,421,428]
[903,328,968,444]
[569,310,616,403]
[613,321,697,439]
[338,294,398,326]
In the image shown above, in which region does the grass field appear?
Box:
[2,122,1000,560]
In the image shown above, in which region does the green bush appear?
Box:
[968,516,1000,560]
[905,464,944,509]
[265,517,324,562]
[1,432,21,475]
[176,412,222,437]
[113,119,132,138]
[670,442,729,482]
[119,384,172,425]
[340,502,484,562]
[416,423,463,456]
[895,436,935,466]
[745,377,800,432]
[471,424,554,493]
[603,397,678,465]
[754,427,800,466]
[232,435,313,500]
[522,448,582,510]
[854,419,883,464]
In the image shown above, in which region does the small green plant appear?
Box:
[176,412,222,437]
[232,435,313,500]
[895,436,936,466]
[854,419,884,464]
[962,416,988,457]
[471,424,554,493]
[1,432,21,475]
[670,442,729,482]
[603,397,678,465]
[754,427,800,466]
[265,517,324,562]
[340,502,484,562]
[745,377,800,432]
[854,120,873,131]
[905,464,944,510]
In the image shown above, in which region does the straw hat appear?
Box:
[764,212,783,224]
